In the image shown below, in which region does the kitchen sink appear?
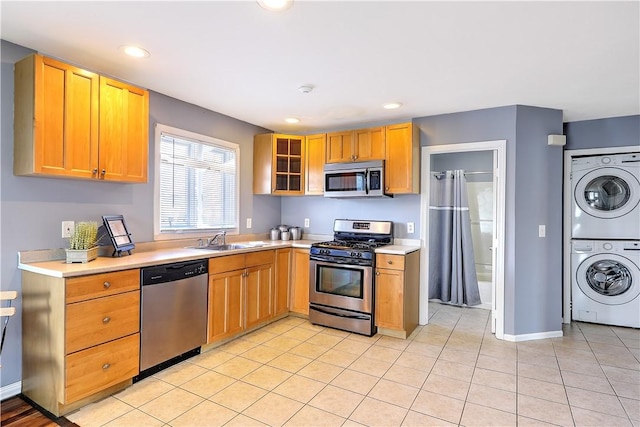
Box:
[188,243,253,251]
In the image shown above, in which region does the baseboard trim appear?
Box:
[503,330,563,342]
[1,381,21,400]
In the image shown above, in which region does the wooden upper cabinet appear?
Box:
[253,134,305,195]
[305,133,326,195]
[326,131,354,163]
[326,127,385,163]
[384,122,419,194]
[14,55,99,179]
[13,54,149,183]
[98,77,149,183]
[354,127,385,162]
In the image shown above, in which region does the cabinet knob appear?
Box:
[92,168,98,174]
[387,260,393,264]
[102,316,111,324]
[102,363,111,370]
[101,169,106,175]
[385,186,389,191]
[375,271,380,276]
[103,281,111,289]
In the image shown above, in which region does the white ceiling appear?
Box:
[2,1,638,133]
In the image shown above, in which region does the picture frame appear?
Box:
[102,215,135,257]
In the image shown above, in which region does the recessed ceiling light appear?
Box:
[119,45,150,58]
[257,0,293,11]
[383,102,402,110]
[285,117,300,124]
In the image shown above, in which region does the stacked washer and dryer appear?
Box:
[570,152,640,328]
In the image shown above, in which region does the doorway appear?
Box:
[420,140,506,339]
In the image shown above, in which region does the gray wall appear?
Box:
[514,106,564,335]
[564,115,640,150]
[415,106,564,336]
[0,40,278,387]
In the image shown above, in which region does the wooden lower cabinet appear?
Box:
[208,270,244,342]
[21,269,141,416]
[65,333,139,404]
[290,248,310,315]
[207,250,276,343]
[245,263,275,329]
[375,251,420,339]
[274,248,291,316]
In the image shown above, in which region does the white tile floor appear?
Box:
[67,303,640,426]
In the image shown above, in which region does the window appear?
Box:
[154,124,239,239]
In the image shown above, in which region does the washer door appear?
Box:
[574,167,640,219]
[576,253,640,305]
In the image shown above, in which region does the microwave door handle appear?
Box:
[365,169,369,195]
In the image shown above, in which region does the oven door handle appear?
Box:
[310,305,371,320]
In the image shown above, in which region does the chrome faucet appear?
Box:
[207,231,227,246]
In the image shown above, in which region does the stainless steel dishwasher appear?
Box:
[138,259,208,379]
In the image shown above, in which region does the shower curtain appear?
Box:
[429,170,481,306]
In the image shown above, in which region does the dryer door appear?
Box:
[576,253,640,305]
[574,167,640,219]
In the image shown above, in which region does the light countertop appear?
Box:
[18,239,420,278]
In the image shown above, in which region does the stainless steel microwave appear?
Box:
[323,160,388,198]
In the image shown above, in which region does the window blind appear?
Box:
[159,131,238,233]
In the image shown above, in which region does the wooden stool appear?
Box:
[0,291,17,317]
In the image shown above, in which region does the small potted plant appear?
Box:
[65,221,99,263]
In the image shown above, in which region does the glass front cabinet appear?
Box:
[253,133,305,195]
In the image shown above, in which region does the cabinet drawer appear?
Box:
[66,269,140,303]
[246,250,274,267]
[376,254,405,271]
[65,333,139,404]
[210,254,245,274]
[66,291,140,354]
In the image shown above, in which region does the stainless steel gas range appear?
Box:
[309,219,393,336]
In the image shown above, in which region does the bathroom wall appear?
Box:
[430,151,494,285]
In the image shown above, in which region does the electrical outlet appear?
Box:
[304,218,310,228]
[539,225,546,237]
[407,222,415,234]
[62,221,75,238]
[246,218,252,229]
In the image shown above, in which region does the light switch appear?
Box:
[304,218,310,227]
[246,218,252,229]
[539,225,546,237]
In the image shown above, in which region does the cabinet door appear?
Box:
[326,131,354,163]
[275,248,291,316]
[290,249,310,315]
[273,135,305,195]
[245,263,274,329]
[65,333,139,404]
[15,55,99,178]
[98,77,149,183]
[385,122,418,194]
[375,268,405,330]
[354,127,385,162]
[208,271,244,343]
[306,134,326,195]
